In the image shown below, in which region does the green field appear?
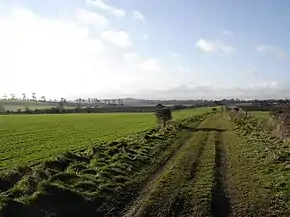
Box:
[0,111,289,217]
[249,111,270,119]
[0,107,212,169]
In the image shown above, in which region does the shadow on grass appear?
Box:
[179,125,226,133]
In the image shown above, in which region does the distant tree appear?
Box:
[154,104,172,127]
[22,93,26,100]
[93,98,99,108]
[2,94,7,100]
[32,93,36,101]
[40,96,46,102]
[25,106,30,113]
[76,98,82,109]
[88,98,91,108]
[118,99,123,106]
[59,98,66,111]
[10,94,15,100]
[0,104,5,113]
[112,99,116,104]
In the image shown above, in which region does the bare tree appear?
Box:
[10,94,15,100]
[88,98,91,108]
[76,98,81,109]
[22,93,26,100]
[59,98,66,110]
[32,93,36,101]
[3,94,7,100]
[118,99,123,106]
[94,98,99,108]
[40,96,46,102]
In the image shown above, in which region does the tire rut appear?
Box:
[168,132,210,217]
[167,196,185,217]
[190,132,209,180]
[211,132,232,217]
[123,124,201,217]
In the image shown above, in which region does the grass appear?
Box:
[0,111,289,217]
[0,114,208,217]
[249,111,270,119]
[126,114,218,216]
[0,100,58,111]
[228,114,290,216]
[0,108,212,169]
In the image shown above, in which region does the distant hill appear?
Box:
[0,98,214,112]
[0,100,57,111]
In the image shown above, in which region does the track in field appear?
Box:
[168,132,210,217]
[190,132,208,180]
[123,123,204,217]
[211,132,232,217]
[123,114,235,217]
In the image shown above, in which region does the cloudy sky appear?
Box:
[1,0,290,100]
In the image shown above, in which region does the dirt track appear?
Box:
[122,113,289,217]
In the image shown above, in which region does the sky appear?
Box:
[1,0,290,100]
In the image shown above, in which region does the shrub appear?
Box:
[154,104,172,127]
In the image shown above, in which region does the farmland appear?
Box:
[0,109,289,217]
[249,111,270,119]
[0,107,211,169]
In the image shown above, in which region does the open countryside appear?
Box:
[0,107,211,168]
[1,0,290,216]
[0,103,289,217]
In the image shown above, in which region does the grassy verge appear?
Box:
[227,114,290,216]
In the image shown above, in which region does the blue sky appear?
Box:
[0,0,290,100]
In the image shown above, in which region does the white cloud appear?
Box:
[196,38,235,54]
[223,29,235,36]
[141,33,149,41]
[101,30,132,48]
[140,59,162,71]
[76,9,109,27]
[196,38,216,53]
[123,52,139,60]
[168,50,180,58]
[139,81,287,100]
[256,45,286,58]
[133,10,145,21]
[86,0,125,18]
[2,6,286,100]
[0,8,147,99]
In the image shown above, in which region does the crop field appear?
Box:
[0,107,211,169]
[0,109,289,217]
[249,111,270,119]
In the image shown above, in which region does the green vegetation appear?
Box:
[0,108,289,217]
[123,113,289,217]
[0,114,208,217]
[0,108,211,169]
[0,100,57,111]
[229,115,290,216]
[249,111,270,119]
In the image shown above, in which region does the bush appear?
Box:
[154,105,172,127]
